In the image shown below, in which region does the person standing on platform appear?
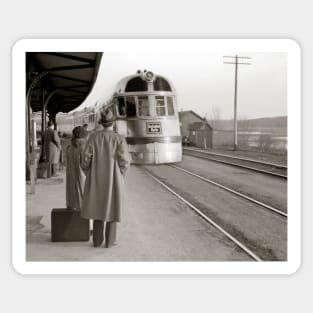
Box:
[65,126,88,210]
[81,109,130,248]
[44,120,61,177]
[82,123,90,140]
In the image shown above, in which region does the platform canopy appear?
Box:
[26,52,102,116]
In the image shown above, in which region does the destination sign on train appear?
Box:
[147,122,161,134]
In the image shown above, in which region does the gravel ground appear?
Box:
[179,155,287,212]
[144,164,287,261]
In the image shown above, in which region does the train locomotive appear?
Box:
[56,70,182,164]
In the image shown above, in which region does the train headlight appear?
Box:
[143,70,155,82]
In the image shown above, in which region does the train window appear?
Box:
[138,96,150,116]
[117,97,126,117]
[167,97,175,115]
[125,77,148,92]
[126,97,137,117]
[89,114,95,123]
[156,96,166,116]
[153,77,171,91]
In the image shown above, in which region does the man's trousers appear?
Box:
[92,220,117,247]
[47,162,58,178]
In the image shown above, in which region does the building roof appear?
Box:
[188,121,212,131]
[26,52,102,115]
[179,110,212,130]
[179,110,205,121]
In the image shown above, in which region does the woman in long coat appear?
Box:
[81,109,130,247]
[65,126,88,209]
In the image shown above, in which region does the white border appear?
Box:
[12,39,301,275]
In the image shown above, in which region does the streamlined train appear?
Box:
[56,70,182,164]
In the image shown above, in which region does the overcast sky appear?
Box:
[79,52,287,119]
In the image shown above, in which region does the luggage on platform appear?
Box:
[37,161,48,178]
[51,208,90,242]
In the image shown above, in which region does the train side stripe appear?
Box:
[126,136,181,144]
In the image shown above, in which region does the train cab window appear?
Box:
[138,96,150,116]
[125,77,148,92]
[117,97,126,117]
[153,77,171,91]
[126,96,137,117]
[156,96,166,116]
[167,97,175,115]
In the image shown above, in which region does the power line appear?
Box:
[223,55,252,151]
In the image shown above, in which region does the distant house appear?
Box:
[179,110,213,149]
[179,110,205,137]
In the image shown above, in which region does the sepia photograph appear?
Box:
[12,39,300,274]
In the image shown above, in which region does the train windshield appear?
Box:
[126,97,137,117]
[153,77,171,91]
[155,96,175,116]
[125,77,148,92]
[138,96,150,116]
[117,97,126,117]
[156,96,166,116]
[167,97,175,115]
[118,95,175,118]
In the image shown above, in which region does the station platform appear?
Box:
[26,165,249,262]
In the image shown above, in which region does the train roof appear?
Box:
[114,70,176,94]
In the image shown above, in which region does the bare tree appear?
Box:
[205,106,221,129]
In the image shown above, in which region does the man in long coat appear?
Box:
[81,109,130,248]
[44,120,61,177]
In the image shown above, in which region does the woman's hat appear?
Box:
[98,109,116,126]
[72,126,88,139]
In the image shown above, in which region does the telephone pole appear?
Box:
[223,55,251,150]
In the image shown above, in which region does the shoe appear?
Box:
[105,242,117,248]
[93,238,103,248]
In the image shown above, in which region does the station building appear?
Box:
[179,110,213,149]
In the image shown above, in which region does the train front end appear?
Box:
[113,70,182,164]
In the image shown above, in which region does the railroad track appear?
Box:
[170,164,287,217]
[183,148,287,179]
[143,164,287,261]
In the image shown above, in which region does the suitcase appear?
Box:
[51,209,90,242]
[36,161,48,179]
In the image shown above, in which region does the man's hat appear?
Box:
[72,126,88,139]
[98,109,116,127]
